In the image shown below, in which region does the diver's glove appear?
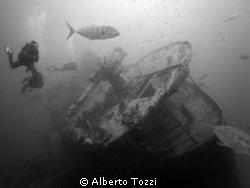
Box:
[5,46,12,54]
[5,46,13,58]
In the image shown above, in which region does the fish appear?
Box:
[65,21,120,40]
[199,82,210,89]
[199,73,208,81]
[211,125,250,155]
[223,14,239,23]
[240,54,249,60]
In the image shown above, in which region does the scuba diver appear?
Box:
[21,65,44,93]
[4,40,39,73]
[46,62,79,72]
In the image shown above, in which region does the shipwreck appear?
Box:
[63,41,226,175]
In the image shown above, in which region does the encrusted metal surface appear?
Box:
[63,41,224,164]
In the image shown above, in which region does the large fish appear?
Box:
[65,21,120,40]
[211,125,250,155]
[223,14,239,23]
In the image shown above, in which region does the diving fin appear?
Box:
[4,46,12,54]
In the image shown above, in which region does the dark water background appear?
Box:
[0,0,250,187]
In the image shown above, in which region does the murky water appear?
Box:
[0,0,249,187]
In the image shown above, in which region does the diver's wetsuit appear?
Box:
[46,62,78,72]
[8,42,39,72]
[21,66,44,93]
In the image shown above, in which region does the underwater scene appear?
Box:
[0,0,250,187]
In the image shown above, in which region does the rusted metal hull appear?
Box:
[104,80,225,171]
[63,41,225,167]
